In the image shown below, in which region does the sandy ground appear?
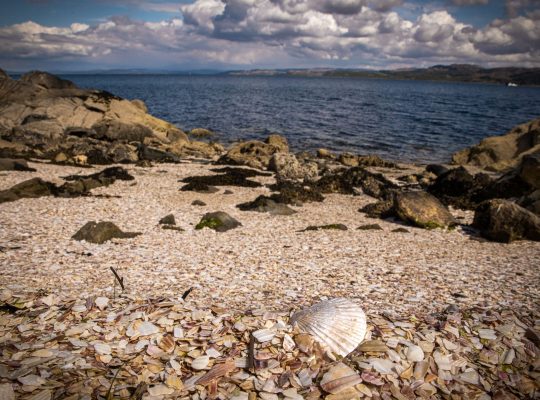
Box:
[1,160,539,316]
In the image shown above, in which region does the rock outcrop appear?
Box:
[452,118,540,172]
[0,69,206,164]
[217,135,289,170]
[473,200,540,242]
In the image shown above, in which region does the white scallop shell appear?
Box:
[290,298,367,357]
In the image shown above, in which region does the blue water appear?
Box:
[64,74,540,163]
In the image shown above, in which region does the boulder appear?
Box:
[72,221,141,244]
[0,158,36,172]
[359,200,394,219]
[92,120,153,142]
[237,195,297,215]
[519,152,540,189]
[195,212,241,232]
[518,189,540,215]
[428,167,492,210]
[473,199,540,242]
[106,143,139,163]
[159,214,176,225]
[394,191,456,229]
[218,135,289,170]
[0,178,55,203]
[317,148,334,159]
[269,181,325,206]
[269,153,318,181]
[452,117,540,171]
[426,164,450,177]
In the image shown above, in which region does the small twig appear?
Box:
[110,267,125,291]
[105,363,124,400]
[247,332,256,372]
[182,287,194,300]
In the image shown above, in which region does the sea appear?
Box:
[64,74,540,164]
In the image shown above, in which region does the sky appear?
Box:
[0,0,538,71]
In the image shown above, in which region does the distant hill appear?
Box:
[226,64,540,86]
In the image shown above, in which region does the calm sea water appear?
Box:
[64,74,540,163]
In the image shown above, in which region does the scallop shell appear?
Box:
[290,298,366,357]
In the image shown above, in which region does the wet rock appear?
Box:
[394,191,456,229]
[0,158,36,172]
[237,195,297,215]
[452,117,540,172]
[138,145,181,163]
[106,143,139,163]
[301,224,348,232]
[195,212,241,232]
[72,221,141,244]
[0,178,55,203]
[191,200,207,206]
[357,223,383,230]
[159,214,176,225]
[472,199,540,242]
[217,135,289,170]
[269,153,318,181]
[62,166,134,183]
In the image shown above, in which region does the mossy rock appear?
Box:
[195,211,241,232]
[357,223,383,230]
[301,224,348,232]
[159,214,176,225]
[72,221,141,244]
[394,191,456,229]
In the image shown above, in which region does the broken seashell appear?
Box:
[159,335,175,353]
[196,359,235,385]
[252,329,275,343]
[290,298,366,357]
[95,297,109,310]
[192,355,210,370]
[320,362,362,394]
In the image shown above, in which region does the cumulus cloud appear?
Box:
[452,0,489,5]
[0,0,539,69]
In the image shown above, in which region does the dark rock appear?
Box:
[391,227,410,233]
[356,155,399,169]
[426,164,450,176]
[180,168,263,190]
[519,152,540,189]
[0,178,55,203]
[472,199,540,242]
[136,159,153,168]
[0,158,36,172]
[195,211,241,232]
[159,214,176,225]
[359,200,394,219]
[63,166,134,183]
[237,195,297,215]
[72,221,141,244]
[162,225,184,232]
[180,182,220,193]
[428,167,492,210]
[518,189,540,215]
[301,224,348,232]
[394,191,456,229]
[217,135,288,170]
[357,223,383,230]
[191,200,207,206]
[223,190,234,195]
[268,181,325,206]
[316,167,397,199]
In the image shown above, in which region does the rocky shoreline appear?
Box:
[0,70,539,399]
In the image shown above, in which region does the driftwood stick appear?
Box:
[110,267,125,291]
[182,287,194,300]
[247,333,256,371]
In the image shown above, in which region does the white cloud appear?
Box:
[0,1,539,69]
